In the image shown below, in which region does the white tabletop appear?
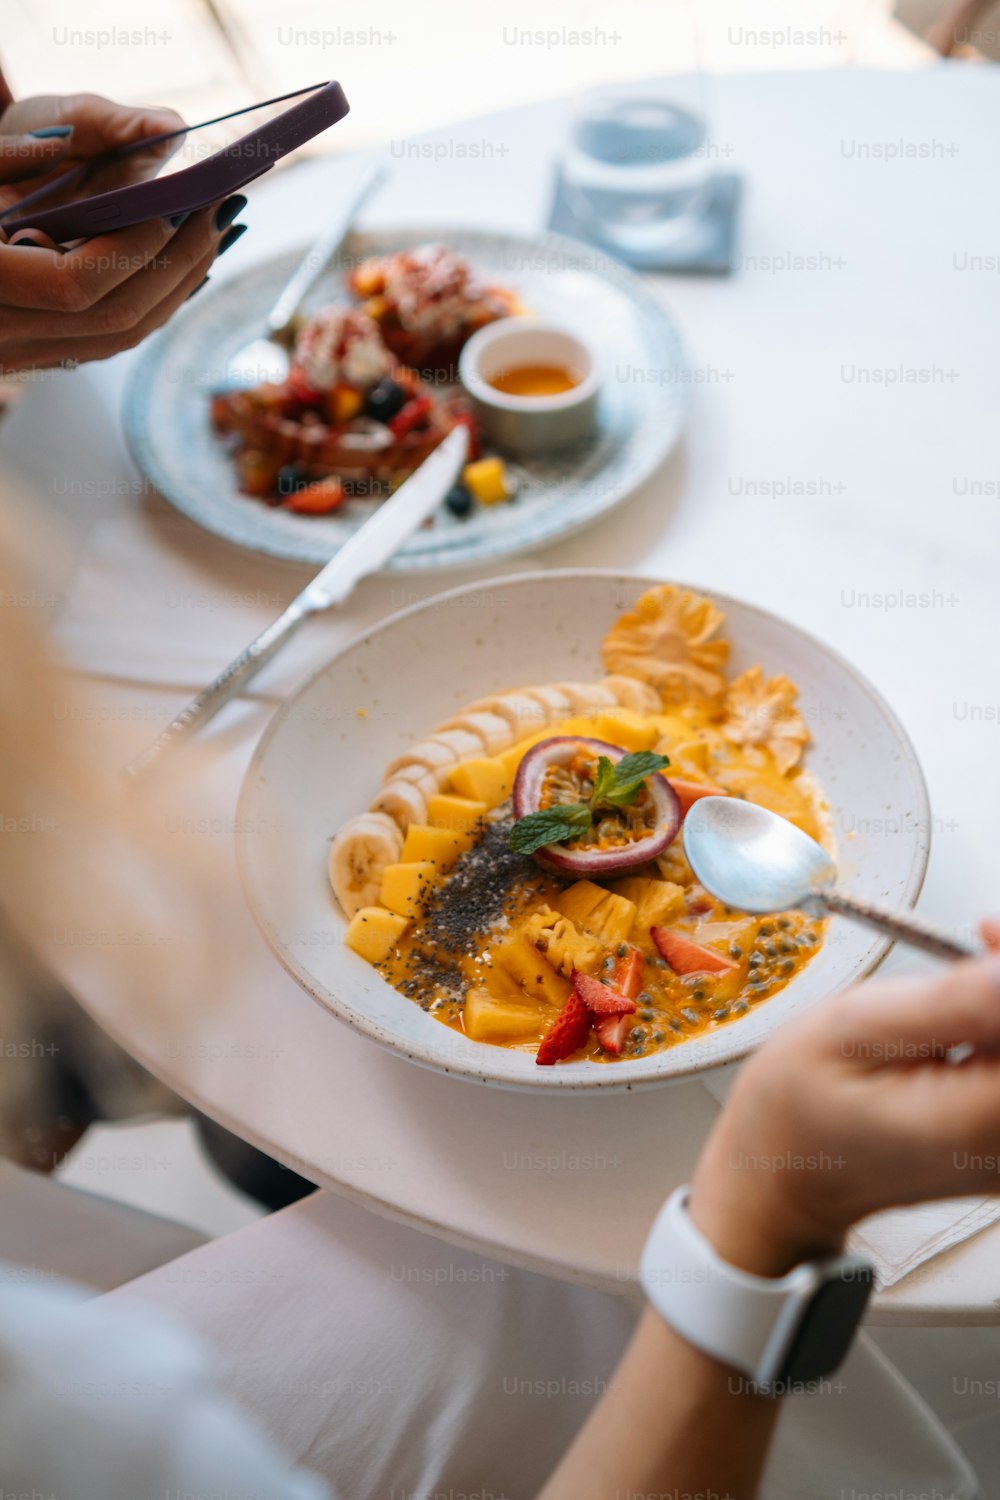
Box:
[6,65,1000,1322]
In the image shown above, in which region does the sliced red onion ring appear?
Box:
[512,736,681,876]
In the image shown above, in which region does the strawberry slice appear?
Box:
[651,927,738,975]
[571,969,637,1016]
[612,946,645,1001]
[571,967,638,1057]
[283,478,345,515]
[594,1014,632,1055]
[669,778,728,816]
[536,991,591,1066]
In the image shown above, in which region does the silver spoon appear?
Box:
[682,797,974,961]
[224,164,385,387]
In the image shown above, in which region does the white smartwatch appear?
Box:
[640,1187,874,1393]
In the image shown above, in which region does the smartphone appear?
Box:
[1,81,349,243]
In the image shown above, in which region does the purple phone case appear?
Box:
[4,81,349,242]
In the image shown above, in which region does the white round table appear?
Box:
[5,65,1000,1322]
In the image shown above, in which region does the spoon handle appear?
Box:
[819,888,975,961]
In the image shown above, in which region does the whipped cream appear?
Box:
[377,245,505,337]
[293,307,393,393]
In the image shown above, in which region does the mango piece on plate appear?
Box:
[591,709,658,752]
[400,823,471,868]
[380,860,437,918]
[464,985,552,1043]
[344,907,409,963]
[426,792,488,834]
[463,457,509,505]
[494,729,555,780]
[552,880,610,927]
[448,756,511,807]
[517,906,600,979]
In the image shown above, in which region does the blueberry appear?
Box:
[444,481,473,518]
[276,464,309,496]
[364,377,407,423]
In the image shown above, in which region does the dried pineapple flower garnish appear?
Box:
[601,584,729,704]
[722,667,810,774]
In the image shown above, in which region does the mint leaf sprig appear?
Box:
[509,749,670,855]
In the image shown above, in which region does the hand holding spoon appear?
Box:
[682,797,974,962]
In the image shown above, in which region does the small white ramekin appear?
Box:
[458,317,601,457]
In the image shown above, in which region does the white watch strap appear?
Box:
[639,1187,824,1384]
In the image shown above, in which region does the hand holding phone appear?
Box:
[1,82,349,243]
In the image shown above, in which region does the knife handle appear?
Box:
[125,602,309,779]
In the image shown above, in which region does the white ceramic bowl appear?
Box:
[458,317,601,456]
[237,571,931,1094]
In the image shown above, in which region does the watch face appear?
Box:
[778,1261,874,1387]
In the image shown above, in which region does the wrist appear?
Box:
[689,1164,845,1278]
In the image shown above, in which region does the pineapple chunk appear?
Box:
[554,883,637,949]
[519,906,600,977]
[400,824,471,869]
[464,986,553,1043]
[591,709,658,752]
[344,906,409,963]
[552,880,610,927]
[492,931,572,1007]
[585,892,638,949]
[609,875,686,933]
[426,792,488,834]
[380,860,437,918]
[448,757,511,807]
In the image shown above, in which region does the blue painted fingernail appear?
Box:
[186,275,210,302]
[218,223,247,256]
[30,125,73,139]
[214,194,247,233]
[168,212,190,230]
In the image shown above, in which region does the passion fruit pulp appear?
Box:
[511,736,681,876]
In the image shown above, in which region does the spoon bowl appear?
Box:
[683,797,834,913]
[683,796,973,962]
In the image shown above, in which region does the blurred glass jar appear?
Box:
[561,73,714,252]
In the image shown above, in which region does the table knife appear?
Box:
[126,425,467,777]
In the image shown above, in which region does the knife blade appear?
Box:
[126,425,467,778]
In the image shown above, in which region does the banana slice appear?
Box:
[384,737,460,779]
[469,691,548,738]
[601,673,661,714]
[371,777,432,830]
[438,710,513,756]
[426,727,485,762]
[328,812,403,918]
[523,684,575,720]
[553,679,618,712]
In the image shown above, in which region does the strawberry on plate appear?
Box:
[536,991,591,1066]
[651,927,738,976]
[612,946,644,1001]
[572,967,638,1057]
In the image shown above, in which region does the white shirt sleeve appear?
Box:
[0,1265,331,1500]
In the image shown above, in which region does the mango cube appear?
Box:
[379,860,437,918]
[344,906,409,963]
[552,880,610,927]
[426,792,488,834]
[400,823,470,869]
[463,456,509,506]
[448,757,511,807]
[591,709,658,752]
[494,729,556,780]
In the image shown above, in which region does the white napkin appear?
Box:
[699,1072,1000,1289]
